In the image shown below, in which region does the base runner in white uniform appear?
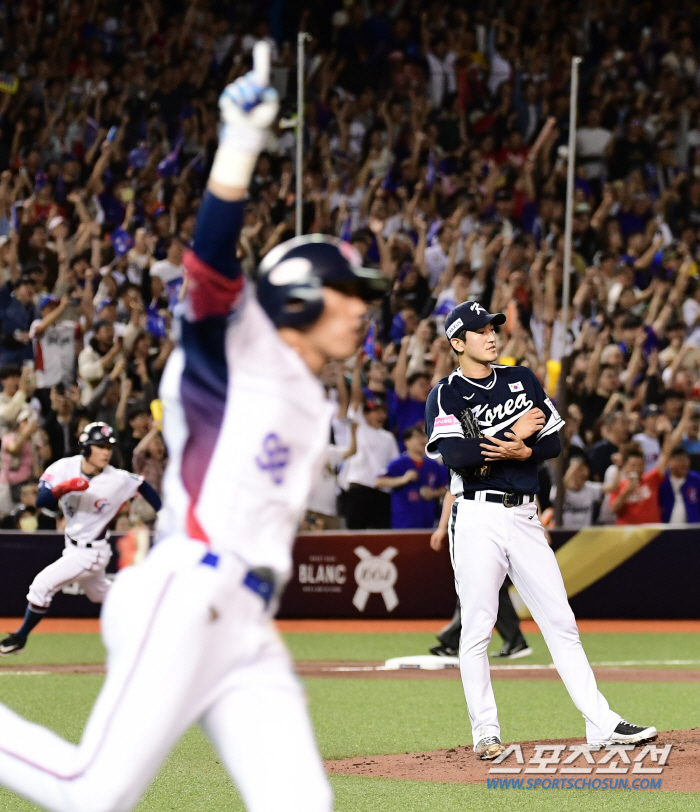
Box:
[0,43,386,812]
[425,301,658,759]
[0,422,161,656]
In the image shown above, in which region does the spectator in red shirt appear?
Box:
[609,409,690,525]
[608,443,662,525]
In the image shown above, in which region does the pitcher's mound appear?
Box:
[325,729,700,792]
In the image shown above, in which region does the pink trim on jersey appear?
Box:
[434,415,461,428]
[183,250,244,321]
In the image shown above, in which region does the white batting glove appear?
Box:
[211,41,279,188]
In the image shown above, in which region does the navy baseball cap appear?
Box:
[444,302,506,341]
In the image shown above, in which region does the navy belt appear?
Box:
[68,536,105,548]
[460,491,536,508]
[201,552,277,607]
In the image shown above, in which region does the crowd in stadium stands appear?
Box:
[2,0,700,531]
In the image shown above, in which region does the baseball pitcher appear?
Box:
[425,301,657,759]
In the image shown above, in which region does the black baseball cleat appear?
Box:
[0,633,26,656]
[589,721,658,750]
[491,640,533,660]
[609,720,658,745]
[429,644,458,657]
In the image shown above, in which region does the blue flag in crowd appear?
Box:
[434,293,455,317]
[363,318,377,360]
[128,145,150,170]
[84,118,100,149]
[339,214,352,243]
[157,137,183,178]
[146,306,168,339]
[426,151,436,190]
[111,227,134,257]
[390,312,406,345]
[426,218,442,245]
[381,167,397,192]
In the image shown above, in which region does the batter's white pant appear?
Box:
[449,498,621,746]
[0,537,332,812]
[27,542,112,609]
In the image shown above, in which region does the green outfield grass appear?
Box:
[307,679,700,757]
[0,634,106,665]
[0,632,697,811]
[3,629,700,669]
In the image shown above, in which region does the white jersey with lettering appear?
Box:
[426,364,564,496]
[157,286,333,577]
[40,455,143,544]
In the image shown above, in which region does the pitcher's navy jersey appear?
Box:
[425,364,564,495]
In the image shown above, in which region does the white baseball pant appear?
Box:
[449,497,621,746]
[27,542,112,608]
[0,537,332,812]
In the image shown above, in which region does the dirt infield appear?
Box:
[295,661,700,682]
[2,618,698,634]
[1,658,694,790]
[0,664,105,674]
[0,618,101,633]
[325,729,700,792]
[2,661,698,683]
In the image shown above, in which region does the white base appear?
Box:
[383,655,460,670]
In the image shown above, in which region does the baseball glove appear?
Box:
[454,406,490,481]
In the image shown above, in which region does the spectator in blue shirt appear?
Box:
[0,276,37,366]
[659,445,700,524]
[391,332,432,449]
[376,426,448,529]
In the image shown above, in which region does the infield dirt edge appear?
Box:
[325,729,700,792]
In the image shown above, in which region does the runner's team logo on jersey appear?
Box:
[255,433,290,485]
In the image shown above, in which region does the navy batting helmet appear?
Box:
[79,422,117,458]
[256,235,389,329]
